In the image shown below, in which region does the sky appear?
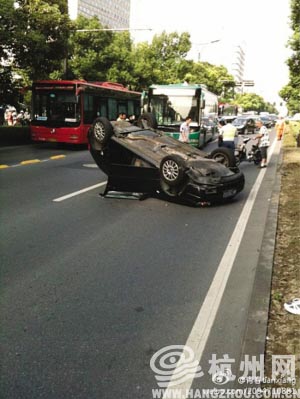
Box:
[130,0,292,107]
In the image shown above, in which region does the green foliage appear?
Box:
[0,0,16,61]
[10,0,71,80]
[279,0,300,114]
[131,31,192,89]
[264,101,277,114]
[235,93,266,113]
[0,67,19,105]
[67,16,136,87]
[186,62,235,98]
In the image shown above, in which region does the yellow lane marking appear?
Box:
[0,154,67,169]
[20,159,41,165]
[50,155,66,160]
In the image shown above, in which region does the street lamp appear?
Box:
[192,39,221,62]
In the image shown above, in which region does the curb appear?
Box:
[239,145,283,367]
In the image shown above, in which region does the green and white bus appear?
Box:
[142,83,219,148]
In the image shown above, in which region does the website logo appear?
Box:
[150,345,203,388]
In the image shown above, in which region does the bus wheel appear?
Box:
[160,155,186,187]
[92,117,114,146]
[137,112,158,129]
[210,147,236,168]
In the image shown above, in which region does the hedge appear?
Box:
[0,126,31,145]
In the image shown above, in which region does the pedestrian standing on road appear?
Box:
[255,119,270,168]
[218,119,237,151]
[179,116,192,143]
[275,116,285,141]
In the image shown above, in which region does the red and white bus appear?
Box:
[30,80,141,144]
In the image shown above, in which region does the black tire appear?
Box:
[210,147,236,168]
[137,112,158,129]
[91,117,114,146]
[160,155,186,187]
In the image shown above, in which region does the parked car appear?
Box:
[259,115,273,128]
[269,114,279,125]
[232,116,257,134]
[218,115,237,124]
[201,116,219,142]
[88,117,245,206]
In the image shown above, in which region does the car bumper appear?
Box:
[182,171,245,205]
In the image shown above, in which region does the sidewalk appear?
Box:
[241,124,300,389]
[265,145,300,388]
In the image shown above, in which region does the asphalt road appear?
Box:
[0,132,280,398]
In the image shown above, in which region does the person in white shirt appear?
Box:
[255,119,270,168]
[179,116,192,143]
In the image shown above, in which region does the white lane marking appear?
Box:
[163,138,279,398]
[53,182,107,202]
[82,163,98,168]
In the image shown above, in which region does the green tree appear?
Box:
[105,32,136,87]
[10,0,71,80]
[131,31,192,89]
[279,0,300,113]
[67,16,135,86]
[0,67,19,105]
[185,62,235,98]
[235,93,266,113]
[0,0,16,61]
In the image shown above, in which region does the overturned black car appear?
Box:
[88,117,245,206]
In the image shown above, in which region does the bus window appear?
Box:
[117,102,127,116]
[97,101,108,118]
[108,98,117,120]
[83,94,94,124]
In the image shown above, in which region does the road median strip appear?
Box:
[0,155,66,169]
[20,159,41,165]
[50,155,66,160]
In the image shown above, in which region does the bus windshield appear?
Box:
[32,89,81,127]
[149,94,198,125]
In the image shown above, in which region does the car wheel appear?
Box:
[137,112,158,129]
[160,155,186,187]
[91,117,114,146]
[210,147,236,167]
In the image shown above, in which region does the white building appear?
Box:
[68,0,130,29]
[230,44,245,84]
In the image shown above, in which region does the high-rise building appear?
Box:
[230,44,245,84]
[68,0,130,29]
